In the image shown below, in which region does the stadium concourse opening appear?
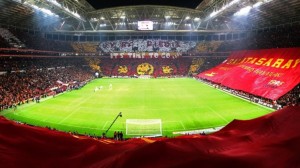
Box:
[0,0,300,167]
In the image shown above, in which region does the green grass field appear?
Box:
[2,78,273,138]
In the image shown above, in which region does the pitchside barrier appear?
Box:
[138,75,151,79]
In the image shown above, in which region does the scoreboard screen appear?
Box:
[137,21,153,30]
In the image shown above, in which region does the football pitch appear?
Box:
[2,78,273,138]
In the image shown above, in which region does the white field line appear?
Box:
[13,114,226,132]
[180,121,186,130]
[58,109,79,124]
[58,92,96,124]
[102,121,108,130]
[207,106,229,123]
[13,114,103,130]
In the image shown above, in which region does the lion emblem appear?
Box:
[137,63,154,75]
[118,65,128,74]
[189,64,199,73]
[162,66,173,74]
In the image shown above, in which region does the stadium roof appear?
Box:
[85,0,202,10]
[0,0,299,32]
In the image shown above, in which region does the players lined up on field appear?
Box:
[94,84,112,92]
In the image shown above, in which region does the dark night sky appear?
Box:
[86,0,203,9]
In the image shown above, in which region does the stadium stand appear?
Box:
[0,0,300,166]
[217,24,300,51]
[71,42,99,53]
[99,39,196,53]
[0,28,25,48]
[0,57,93,111]
[99,57,193,77]
[6,28,73,52]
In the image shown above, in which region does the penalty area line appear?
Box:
[207,106,229,123]
[58,109,79,124]
[180,121,186,130]
[102,121,108,130]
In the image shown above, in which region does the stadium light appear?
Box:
[253,2,263,8]
[46,0,62,8]
[209,0,240,18]
[234,6,252,16]
[233,0,275,17]
[194,17,200,21]
[99,24,106,27]
[23,2,58,17]
[90,18,98,22]
[23,0,85,21]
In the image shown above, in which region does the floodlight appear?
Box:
[253,2,263,8]
[194,17,200,21]
[234,6,252,16]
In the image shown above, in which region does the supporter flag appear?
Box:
[197,48,300,100]
[56,80,69,86]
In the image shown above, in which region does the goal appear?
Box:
[126,119,162,137]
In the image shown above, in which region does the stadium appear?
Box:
[0,0,299,167]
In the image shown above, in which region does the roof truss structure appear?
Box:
[0,0,299,32]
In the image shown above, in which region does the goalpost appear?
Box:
[126,119,162,137]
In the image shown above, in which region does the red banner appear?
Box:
[197,48,300,100]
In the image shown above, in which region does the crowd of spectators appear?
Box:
[0,57,87,72]
[98,57,194,77]
[276,85,300,107]
[99,39,196,53]
[187,57,227,75]
[199,79,300,109]
[71,42,99,53]
[0,28,25,48]
[2,28,73,52]
[195,41,223,53]
[217,24,300,51]
[0,57,93,111]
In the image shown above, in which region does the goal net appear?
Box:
[126,119,162,137]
